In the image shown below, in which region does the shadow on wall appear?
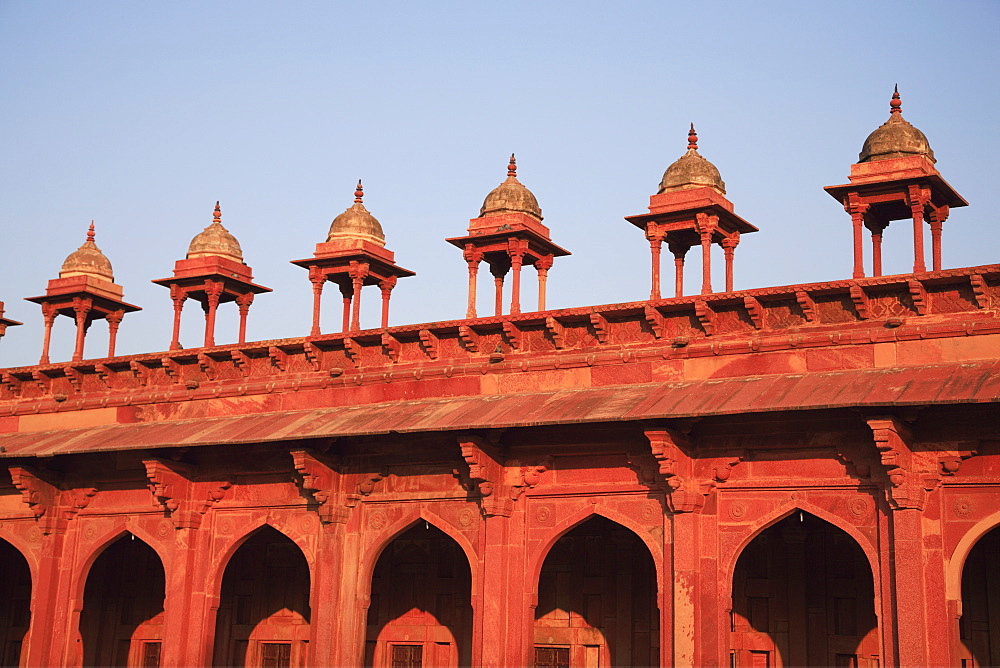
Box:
[214,527,312,668]
[535,515,659,668]
[730,511,879,667]
[366,522,472,668]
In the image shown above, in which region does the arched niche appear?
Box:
[0,538,31,667]
[533,515,659,668]
[958,524,1000,666]
[79,533,166,667]
[365,521,473,668]
[729,510,878,667]
[213,526,311,667]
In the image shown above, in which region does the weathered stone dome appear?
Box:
[859,87,935,163]
[480,155,542,221]
[658,124,726,195]
[60,222,114,281]
[187,202,244,262]
[327,181,386,246]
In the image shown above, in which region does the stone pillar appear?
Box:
[235,293,254,344]
[72,297,92,362]
[348,261,369,333]
[378,276,396,329]
[479,512,528,667]
[668,240,689,299]
[534,255,553,312]
[490,263,508,317]
[721,232,740,292]
[106,309,124,358]
[169,285,185,351]
[464,245,482,319]
[647,226,664,300]
[508,243,525,316]
[39,302,57,364]
[907,185,930,274]
[847,195,868,279]
[695,213,717,295]
[203,281,223,348]
[309,268,326,337]
[929,205,949,272]
[338,283,353,334]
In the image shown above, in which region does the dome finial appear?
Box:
[688,123,698,150]
[354,179,364,204]
[508,154,517,178]
[213,201,221,223]
[890,84,902,115]
[87,220,95,241]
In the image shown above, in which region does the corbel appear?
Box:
[866,415,937,510]
[694,300,716,337]
[644,427,712,513]
[197,352,217,380]
[342,337,360,362]
[458,434,514,517]
[544,316,565,349]
[268,346,289,371]
[939,450,977,476]
[969,274,988,309]
[143,459,229,529]
[381,333,401,363]
[743,296,764,329]
[63,366,84,392]
[161,357,183,384]
[8,465,71,535]
[458,325,479,353]
[346,468,389,507]
[230,350,251,376]
[712,456,743,482]
[129,360,152,386]
[502,320,522,350]
[31,370,51,394]
[1,372,22,397]
[908,279,929,316]
[94,363,113,388]
[644,305,665,339]
[302,341,321,371]
[291,449,348,524]
[795,291,818,323]
[511,457,553,500]
[418,329,439,359]
[850,285,869,320]
[589,311,610,343]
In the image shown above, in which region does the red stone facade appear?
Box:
[0,96,998,667]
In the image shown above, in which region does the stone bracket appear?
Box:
[231,350,252,376]
[544,317,566,349]
[644,427,713,513]
[796,291,818,322]
[644,305,666,339]
[291,448,349,524]
[143,458,232,529]
[457,433,548,518]
[268,346,289,371]
[458,325,480,353]
[850,285,870,320]
[694,300,715,337]
[908,279,929,316]
[589,311,610,343]
[302,341,322,371]
[866,415,938,510]
[8,465,98,535]
[381,333,401,363]
[502,321,522,350]
[197,352,217,380]
[743,296,764,329]
[969,274,988,309]
[419,329,439,359]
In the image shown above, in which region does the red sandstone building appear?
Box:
[0,91,997,668]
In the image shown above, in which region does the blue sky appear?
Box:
[1,1,997,366]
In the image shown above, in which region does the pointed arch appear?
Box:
[947,510,1000,600]
[0,535,33,668]
[79,531,167,667]
[359,506,479,601]
[213,524,312,667]
[528,505,663,591]
[721,500,880,602]
[0,529,38,585]
[210,517,315,598]
[73,526,169,603]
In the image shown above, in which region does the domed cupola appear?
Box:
[60,222,115,281]
[480,155,543,221]
[187,202,244,262]
[859,86,935,163]
[327,180,386,247]
[658,124,726,195]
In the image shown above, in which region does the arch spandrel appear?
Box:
[72,524,170,603]
[209,515,316,599]
[0,527,40,584]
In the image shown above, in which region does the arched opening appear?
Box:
[0,539,31,666]
[80,533,166,667]
[959,524,1000,666]
[213,526,311,667]
[365,522,472,667]
[534,516,659,668]
[730,511,878,667]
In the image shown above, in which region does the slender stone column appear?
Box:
[721,233,740,292]
[106,310,124,358]
[872,230,884,276]
[379,276,396,328]
[39,303,57,364]
[534,255,553,312]
[699,232,713,295]
[72,297,92,361]
[464,245,482,318]
[203,282,222,348]
[929,205,948,271]
[309,267,326,337]
[235,293,254,344]
[509,253,524,315]
[668,240,688,298]
[169,285,185,350]
[848,195,868,279]
[339,284,353,334]
[490,263,508,317]
[648,227,664,300]
[350,276,363,332]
